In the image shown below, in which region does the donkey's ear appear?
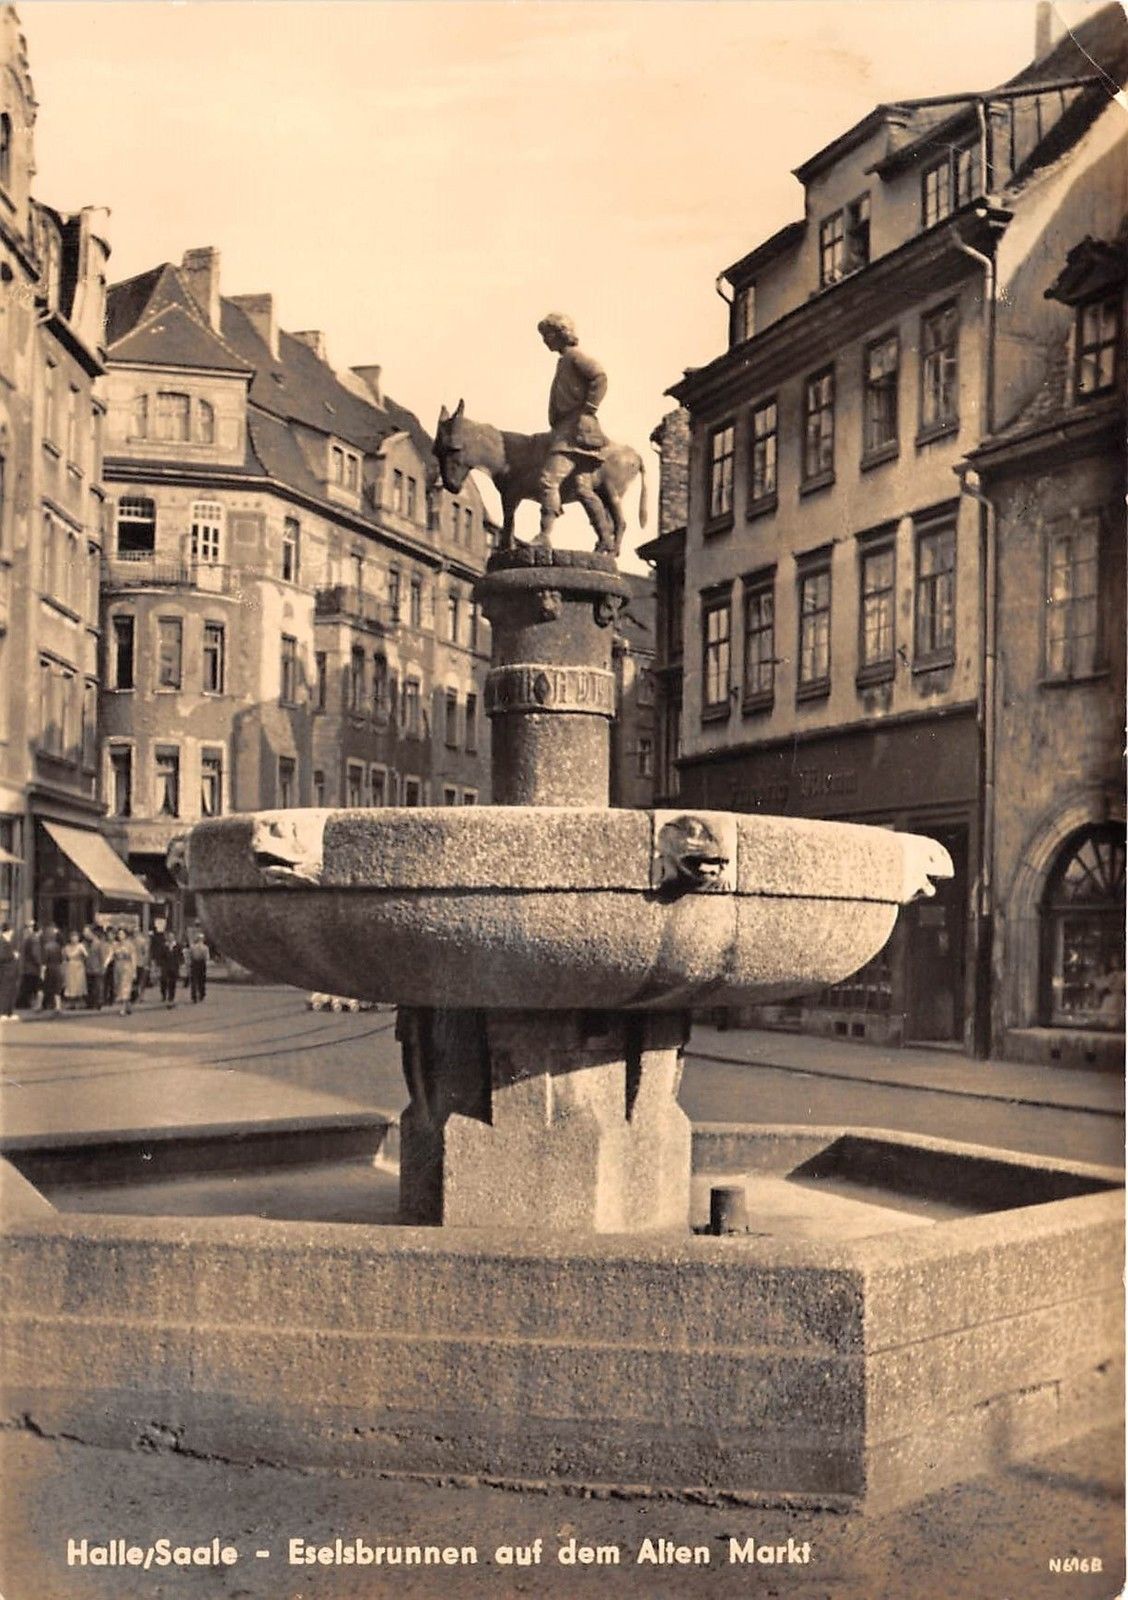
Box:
[454,397,465,418]
[438,403,450,423]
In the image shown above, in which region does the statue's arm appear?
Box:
[572,350,608,412]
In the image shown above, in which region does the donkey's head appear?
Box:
[433,399,469,493]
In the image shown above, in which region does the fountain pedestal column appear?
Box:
[396,550,693,1231]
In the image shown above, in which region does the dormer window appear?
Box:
[922,140,981,229]
[329,441,361,491]
[331,445,344,483]
[731,284,755,346]
[155,391,191,444]
[198,399,215,445]
[1076,296,1120,398]
[819,195,869,288]
[131,392,215,445]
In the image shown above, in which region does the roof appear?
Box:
[106,265,252,374]
[723,220,807,290]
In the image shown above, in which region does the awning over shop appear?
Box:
[41,823,153,903]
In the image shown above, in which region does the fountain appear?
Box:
[1,354,1121,1514]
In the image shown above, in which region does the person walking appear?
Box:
[15,922,42,1011]
[131,926,150,1005]
[84,924,107,1010]
[156,928,182,1008]
[0,922,19,1020]
[62,930,87,1011]
[40,924,64,1014]
[110,928,137,1016]
[187,930,209,1004]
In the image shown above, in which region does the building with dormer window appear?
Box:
[0,6,150,933]
[99,247,492,923]
[652,4,1127,1055]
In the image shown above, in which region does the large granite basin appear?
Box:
[183,807,952,1010]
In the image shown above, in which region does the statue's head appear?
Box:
[537,312,578,352]
[433,398,469,493]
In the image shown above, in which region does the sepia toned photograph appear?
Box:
[0,2,1124,1595]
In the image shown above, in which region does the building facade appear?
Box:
[0,7,147,933]
[99,249,491,924]
[609,573,657,809]
[967,232,1125,1067]
[658,6,1127,1052]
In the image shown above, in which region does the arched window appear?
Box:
[197,399,215,444]
[0,113,11,191]
[1042,823,1125,1031]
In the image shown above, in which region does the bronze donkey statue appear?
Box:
[433,399,647,556]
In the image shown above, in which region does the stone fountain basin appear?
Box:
[184,807,952,1010]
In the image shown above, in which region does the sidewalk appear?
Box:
[689,1025,1125,1118]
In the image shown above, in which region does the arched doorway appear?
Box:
[1041,823,1125,1031]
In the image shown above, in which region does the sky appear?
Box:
[18,0,1105,566]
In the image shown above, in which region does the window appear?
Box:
[638,666,655,707]
[922,141,981,229]
[370,766,387,807]
[130,394,149,439]
[44,361,57,443]
[313,770,326,806]
[278,757,297,809]
[405,476,418,521]
[636,736,654,778]
[1042,825,1125,1030]
[40,510,56,594]
[859,541,895,675]
[920,304,959,435]
[157,617,183,689]
[447,593,459,644]
[331,446,345,484]
[202,622,225,693]
[409,576,422,629]
[280,634,298,704]
[742,574,775,707]
[1045,518,1099,680]
[707,422,735,524]
[732,284,755,345]
[748,399,777,510]
[282,517,300,582]
[863,334,899,459]
[469,602,481,652]
[802,368,835,484]
[190,501,223,564]
[393,470,405,514]
[372,652,389,718]
[81,681,97,768]
[109,746,132,818]
[798,565,831,693]
[1076,297,1120,397]
[387,569,401,621]
[443,785,459,806]
[403,677,422,737]
[66,386,80,465]
[914,521,956,663]
[0,112,10,190]
[155,747,180,817]
[402,777,422,806]
[349,644,365,713]
[463,507,473,543]
[197,399,215,445]
[345,452,359,491]
[818,194,869,287]
[154,392,191,443]
[346,761,364,807]
[314,650,327,711]
[465,692,478,752]
[111,614,135,689]
[462,789,478,806]
[116,495,156,555]
[701,591,732,716]
[449,499,460,540]
[200,750,223,817]
[445,689,459,747]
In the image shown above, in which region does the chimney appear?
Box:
[181,247,221,330]
[229,292,278,360]
[351,364,383,406]
[1034,1,1059,60]
[292,330,328,363]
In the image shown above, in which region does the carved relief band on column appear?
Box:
[485,663,616,717]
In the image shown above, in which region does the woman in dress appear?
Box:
[40,925,64,1014]
[62,931,87,1010]
[111,927,138,1017]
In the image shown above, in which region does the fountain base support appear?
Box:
[398,1008,692,1231]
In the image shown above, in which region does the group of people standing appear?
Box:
[0,921,210,1020]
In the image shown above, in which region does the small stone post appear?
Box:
[397,548,692,1232]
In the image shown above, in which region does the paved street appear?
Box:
[0,982,1121,1169]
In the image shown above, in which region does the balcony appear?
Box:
[103,552,238,595]
[315,585,398,632]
